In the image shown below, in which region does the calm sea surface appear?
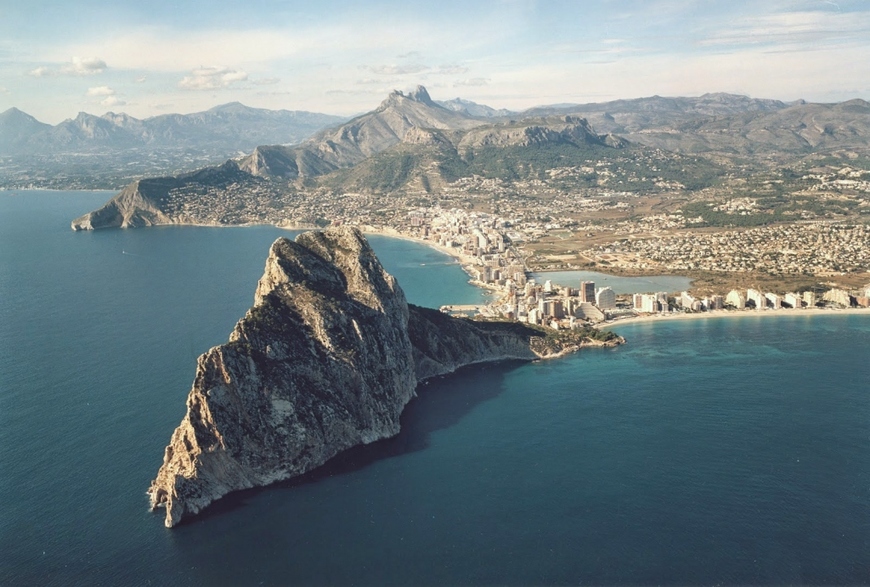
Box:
[1,191,869,586]
[530,270,692,295]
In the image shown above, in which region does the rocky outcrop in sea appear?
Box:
[148,227,620,527]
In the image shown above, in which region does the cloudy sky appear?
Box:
[1,0,869,123]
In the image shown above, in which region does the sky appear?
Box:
[1,0,869,123]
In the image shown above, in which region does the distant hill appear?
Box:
[0,103,346,155]
[620,98,870,155]
[0,107,52,151]
[436,97,515,118]
[517,93,870,155]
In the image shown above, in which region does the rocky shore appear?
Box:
[148,227,621,527]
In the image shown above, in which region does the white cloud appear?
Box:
[179,67,248,90]
[67,56,107,75]
[252,77,280,86]
[454,77,489,87]
[28,66,52,77]
[435,64,469,75]
[29,56,107,77]
[86,85,115,97]
[101,95,126,107]
[696,9,870,50]
[369,63,430,75]
[135,76,147,83]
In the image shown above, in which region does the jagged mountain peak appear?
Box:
[238,85,484,179]
[382,85,439,109]
[407,85,434,105]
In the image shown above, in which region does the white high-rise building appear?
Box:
[747,288,766,309]
[823,288,852,307]
[633,293,644,310]
[680,291,696,309]
[765,292,781,309]
[633,293,661,313]
[784,293,802,309]
[595,287,616,310]
[726,290,746,309]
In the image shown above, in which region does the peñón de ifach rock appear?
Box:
[148,227,619,527]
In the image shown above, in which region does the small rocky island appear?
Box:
[148,227,622,527]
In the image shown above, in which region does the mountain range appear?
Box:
[70,85,870,229]
[0,103,346,156]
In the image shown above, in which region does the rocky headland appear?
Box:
[148,227,621,527]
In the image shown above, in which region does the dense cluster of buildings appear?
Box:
[585,222,870,275]
[479,280,870,329]
[404,207,870,329]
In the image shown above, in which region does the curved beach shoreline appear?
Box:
[601,306,870,329]
[360,226,870,329]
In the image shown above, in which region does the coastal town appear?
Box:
[358,205,870,331]
[144,162,870,329]
[147,160,870,286]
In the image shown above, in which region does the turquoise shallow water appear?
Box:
[1,191,869,586]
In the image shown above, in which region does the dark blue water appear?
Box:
[2,191,869,586]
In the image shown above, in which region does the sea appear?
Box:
[1,191,869,586]
[530,270,692,295]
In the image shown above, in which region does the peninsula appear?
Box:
[148,227,620,527]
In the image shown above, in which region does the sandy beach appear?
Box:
[600,306,870,329]
[362,226,499,288]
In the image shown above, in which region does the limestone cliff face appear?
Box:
[149,227,612,527]
[148,227,416,527]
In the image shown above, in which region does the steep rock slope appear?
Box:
[148,228,417,527]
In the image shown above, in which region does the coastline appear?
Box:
[361,226,501,292]
[65,211,870,333]
[360,225,870,331]
[600,306,870,329]
[362,226,476,267]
